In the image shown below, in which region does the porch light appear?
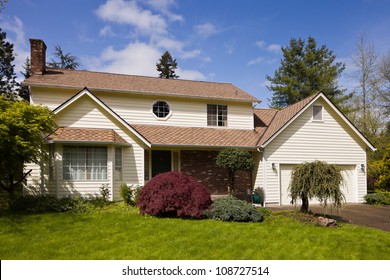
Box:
[361,163,365,171]
[271,163,276,170]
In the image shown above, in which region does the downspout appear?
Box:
[262,149,267,205]
[257,147,267,205]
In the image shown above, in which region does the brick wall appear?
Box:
[180,150,252,196]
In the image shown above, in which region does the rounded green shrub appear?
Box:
[205,196,264,222]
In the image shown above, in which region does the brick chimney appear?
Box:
[29,39,47,75]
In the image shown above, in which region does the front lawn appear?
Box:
[0,203,389,259]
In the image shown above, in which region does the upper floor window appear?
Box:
[207,104,227,126]
[152,101,170,119]
[313,105,323,121]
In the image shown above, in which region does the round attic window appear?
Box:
[152,101,171,119]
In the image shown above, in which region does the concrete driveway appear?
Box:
[270,204,390,232]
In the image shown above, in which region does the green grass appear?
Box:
[0,203,389,260]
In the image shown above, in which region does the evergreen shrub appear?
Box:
[205,196,264,222]
[137,172,212,219]
[364,191,390,205]
[120,184,142,206]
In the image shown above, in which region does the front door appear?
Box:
[152,150,171,177]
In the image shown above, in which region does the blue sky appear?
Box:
[2,0,390,106]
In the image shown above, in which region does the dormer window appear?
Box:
[152,101,171,119]
[313,105,323,121]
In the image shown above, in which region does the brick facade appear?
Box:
[180,150,253,196]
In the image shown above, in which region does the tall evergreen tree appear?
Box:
[156,51,179,79]
[47,45,80,69]
[267,36,349,108]
[18,57,31,101]
[0,28,18,100]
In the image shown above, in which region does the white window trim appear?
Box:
[151,100,172,121]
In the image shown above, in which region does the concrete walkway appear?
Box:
[268,203,390,232]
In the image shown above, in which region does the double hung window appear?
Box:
[207,104,227,126]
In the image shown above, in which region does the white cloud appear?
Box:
[95,0,167,35]
[88,42,161,76]
[151,35,203,60]
[248,57,265,66]
[99,25,116,37]
[176,68,206,80]
[88,1,207,81]
[256,40,281,53]
[194,23,217,37]
[267,44,281,53]
[147,0,184,22]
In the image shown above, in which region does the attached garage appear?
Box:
[279,164,357,205]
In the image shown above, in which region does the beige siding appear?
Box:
[263,100,367,204]
[30,87,79,110]
[30,87,254,129]
[94,91,254,129]
[252,151,264,189]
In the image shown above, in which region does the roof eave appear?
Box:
[150,144,259,149]
[47,140,131,146]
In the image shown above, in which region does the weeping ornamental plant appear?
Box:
[288,161,345,213]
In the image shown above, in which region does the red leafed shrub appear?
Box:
[137,172,212,219]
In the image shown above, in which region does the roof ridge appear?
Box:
[45,67,236,86]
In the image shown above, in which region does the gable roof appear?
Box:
[131,124,265,148]
[53,87,151,147]
[255,92,376,151]
[25,68,259,103]
[47,127,129,145]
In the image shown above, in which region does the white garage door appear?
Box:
[280,164,356,205]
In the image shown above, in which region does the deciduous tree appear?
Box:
[349,35,382,140]
[0,97,57,200]
[289,161,345,213]
[215,148,255,196]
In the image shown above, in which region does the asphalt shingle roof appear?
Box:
[25,68,259,102]
[47,127,128,144]
[131,124,266,148]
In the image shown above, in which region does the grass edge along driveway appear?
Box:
[0,203,389,260]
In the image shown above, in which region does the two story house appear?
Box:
[24,39,375,205]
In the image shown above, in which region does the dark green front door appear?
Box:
[152,150,171,177]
